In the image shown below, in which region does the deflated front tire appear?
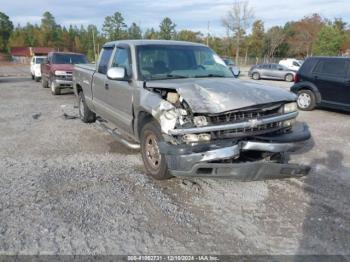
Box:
[140,120,172,180]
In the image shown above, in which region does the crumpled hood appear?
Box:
[50,64,74,72]
[146,78,296,114]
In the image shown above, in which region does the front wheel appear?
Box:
[297,90,316,111]
[42,78,48,88]
[78,91,96,123]
[51,80,61,95]
[252,72,260,80]
[140,120,172,180]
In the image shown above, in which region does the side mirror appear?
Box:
[107,67,126,80]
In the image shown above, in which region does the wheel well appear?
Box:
[295,86,321,104]
[137,111,154,139]
[76,84,83,94]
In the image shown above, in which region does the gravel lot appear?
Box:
[0,65,349,255]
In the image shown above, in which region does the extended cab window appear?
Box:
[98,48,113,74]
[314,59,347,76]
[111,47,131,76]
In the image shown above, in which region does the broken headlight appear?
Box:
[182,133,211,144]
[193,116,208,127]
[283,119,296,128]
[283,102,298,113]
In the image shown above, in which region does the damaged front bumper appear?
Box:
[159,123,311,180]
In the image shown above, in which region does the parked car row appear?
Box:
[291,56,350,112]
[247,56,350,113]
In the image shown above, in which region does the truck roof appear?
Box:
[48,51,85,55]
[103,39,207,48]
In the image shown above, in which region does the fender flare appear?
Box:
[290,82,322,104]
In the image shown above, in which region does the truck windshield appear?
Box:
[52,54,88,64]
[35,58,45,64]
[137,45,233,80]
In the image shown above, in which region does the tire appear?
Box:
[252,72,260,80]
[285,74,294,82]
[35,77,40,82]
[140,120,172,180]
[42,78,48,88]
[50,80,61,95]
[297,89,316,111]
[78,91,96,123]
[31,74,34,80]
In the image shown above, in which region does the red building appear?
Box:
[10,47,56,63]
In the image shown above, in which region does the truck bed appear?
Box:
[73,64,96,99]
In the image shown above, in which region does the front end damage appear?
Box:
[143,83,311,181]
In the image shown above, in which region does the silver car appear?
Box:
[249,63,295,82]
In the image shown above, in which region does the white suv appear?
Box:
[30,56,46,82]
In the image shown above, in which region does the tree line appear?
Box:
[0,4,349,63]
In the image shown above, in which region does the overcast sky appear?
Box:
[1,0,349,35]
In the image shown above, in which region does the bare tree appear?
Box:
[265,26,286,58]
[222,1,254,64]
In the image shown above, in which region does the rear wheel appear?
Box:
[140,120,172,180]
[35,77,40,82]
[252,72,260,80]
[78,91,96,123]
[297,89,316,111]
[285,74,294,82]
[42,78,48,88]
[51,80,61,95]
[31,74,34,80]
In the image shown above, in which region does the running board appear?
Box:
[96,120,140,150]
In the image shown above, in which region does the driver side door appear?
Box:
[105,45,134,133]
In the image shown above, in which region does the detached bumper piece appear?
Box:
[169,162,310,181]
[160,123,311,181]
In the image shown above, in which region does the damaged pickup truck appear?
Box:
[73,40,311,180]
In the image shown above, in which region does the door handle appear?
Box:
[105,83,109,89]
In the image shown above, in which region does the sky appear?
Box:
[1,0,350,36]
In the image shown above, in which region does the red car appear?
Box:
[41,52,88,95]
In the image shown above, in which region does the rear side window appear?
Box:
[98,48,113,74]
[300,58,317,74]
[314,59,347,76]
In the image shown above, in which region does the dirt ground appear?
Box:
[0,64,349,255]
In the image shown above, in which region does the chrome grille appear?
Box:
[209,105,281,125]
[213,121,283,139]
[207,104,284,139]
[56,72,73,81]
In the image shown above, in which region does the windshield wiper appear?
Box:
[194,74,226,78]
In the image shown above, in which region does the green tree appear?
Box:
[314,25,343,55]
[102,12,127,40]
[159,17,176,40]
[40,11,58,46]
[176,30,202,42]
[144,28,158,39]
[128,22,142,39]
[247,20,264,58]
[0,11,14,51]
